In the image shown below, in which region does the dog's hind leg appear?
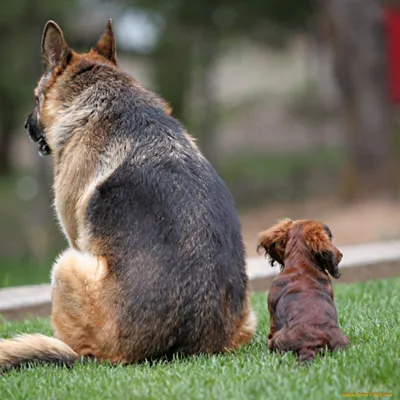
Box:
[236,306,257,347]
[51,249,123,363]
[227,295,257,350]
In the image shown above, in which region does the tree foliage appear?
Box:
[128,0,315,32]
[117,0,315,160]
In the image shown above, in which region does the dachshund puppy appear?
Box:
[257,219,349,363]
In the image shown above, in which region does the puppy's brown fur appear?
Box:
[258,219,349,363]
[0,20,256,371]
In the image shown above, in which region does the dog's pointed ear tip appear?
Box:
[44,20,56,27]
[43,20,62,34]
[42,21,67,53]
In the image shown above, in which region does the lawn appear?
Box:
[0,278,399,400]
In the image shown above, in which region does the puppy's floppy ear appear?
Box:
[93,19,117,65]
[257,219,293,266]
[305,225,342,279]
[314,250,341,279]
[41,21,72,70]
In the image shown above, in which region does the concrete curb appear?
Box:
[0,284,52,322]
[248,240,400,291]
[1,241,400,321]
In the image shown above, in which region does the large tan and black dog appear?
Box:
[0,20,256,371]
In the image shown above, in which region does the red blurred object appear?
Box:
[385,6,400,104]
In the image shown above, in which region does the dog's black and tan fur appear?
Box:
[0,20,256,371]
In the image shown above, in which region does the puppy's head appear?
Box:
[257,219,343,279]
[25,19,118,156]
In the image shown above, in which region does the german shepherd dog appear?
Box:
[257,219,348,363]
[0,20,256,371]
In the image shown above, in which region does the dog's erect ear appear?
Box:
[41,21,71,70]
[94,19,117,65]
[257,219,293,266]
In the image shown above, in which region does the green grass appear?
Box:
[1,278,399,400]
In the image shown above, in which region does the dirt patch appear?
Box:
[240,198,400,257]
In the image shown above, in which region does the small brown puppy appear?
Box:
[257,219,349,363]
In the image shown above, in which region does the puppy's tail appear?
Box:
[298,347,320,363]
[271,329,329,363]
[0,334,79,372]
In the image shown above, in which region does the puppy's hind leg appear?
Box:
[51,249,123,363]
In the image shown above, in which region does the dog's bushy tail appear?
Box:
[0,334,79,372]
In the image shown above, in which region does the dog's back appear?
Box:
[84,71,248,358]
[269,274,348,362]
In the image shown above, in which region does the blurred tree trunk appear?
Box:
[152,23,219,163]
[308,6,339,113]
[152,24,193,123]
[327,0,398,201]
[193,29,219,164]
[0,119,13,176]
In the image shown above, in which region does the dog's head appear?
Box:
[25,19,118,156]
[257,219,343,279]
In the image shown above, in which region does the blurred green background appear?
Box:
[1,0,400,287]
